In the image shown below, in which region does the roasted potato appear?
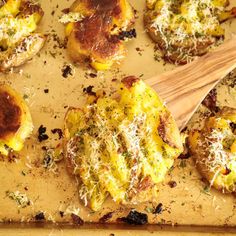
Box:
[145,0,236,64]
[64,76,183,211]
[189,107,236,193]
[0,0,45,71]
[0,85,33,156]
[61,0,135,71]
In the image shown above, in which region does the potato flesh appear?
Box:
[64,78,183,211]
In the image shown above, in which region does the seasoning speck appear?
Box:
[153,203,163,214]
[38,125,49,142]
[35,212,45,221]
[168,181,177,188]
[62,64,73,78]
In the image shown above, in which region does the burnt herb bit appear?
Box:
[38,125,49,142]
[118,28,137,40]
[168,180,177,188]
[99,212,113,223]
[153,203,163,214]
[62,64,73,78]
[35,212,45,221]
[71,213,84,225]
[51,128,63,139]
[59,211,64,218]
[83,85,96,96]
[119,210,148,225]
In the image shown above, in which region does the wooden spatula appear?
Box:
[145,36,236,130]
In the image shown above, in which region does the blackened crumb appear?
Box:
[83,85,96,96]
[51,10,55,16]
[168,181,177,188]
[153,203,163,214]
[44,89,49,93]
[110,234,115,236]
[118,210,148,225]
[118,28,137,41]
[24,186,29,191]
[38,125,49,142]
[99,212,113,223]
[71,213,84,225]
[62,64,73,78]
[59,211,64,218]
[51,128,63,139]
[35,212,45,221]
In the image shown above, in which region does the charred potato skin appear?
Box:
[0,85,33,155]
[189,107,236,194]
[65,0,135,70]
[63,76,183,211]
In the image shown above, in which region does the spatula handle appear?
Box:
[146,36,236,130]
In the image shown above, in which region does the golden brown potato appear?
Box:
[0,85,33,156]
[64,76,183,211]
[0,0,45,71]
[145,0,236,64]
[62,0,135,70]
[189,107,236,194]
[0,34,46,72]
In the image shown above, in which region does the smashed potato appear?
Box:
[145,0,236,64]
[189,107,236,193]
[64,76,183,211]
[0,0,46,71]
[61,0,135,71]
[0,85,33,156]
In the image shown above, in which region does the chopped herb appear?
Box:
[6,191,30,208]
[145,207,154,213]
[179,160,187,168]
[201,185,211,195]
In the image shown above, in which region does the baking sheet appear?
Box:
[0,0,236,229]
